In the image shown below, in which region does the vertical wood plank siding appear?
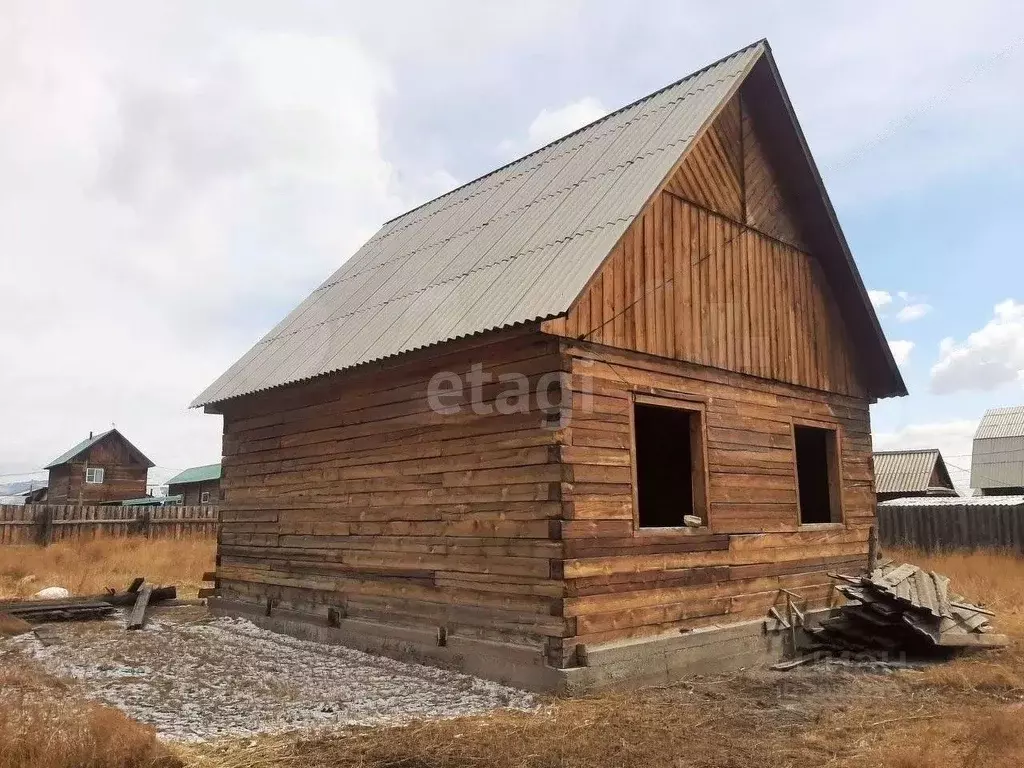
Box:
[215,330,570,656]
[0,504,218,543]
[559,91,860,397]
[562,194,861,397]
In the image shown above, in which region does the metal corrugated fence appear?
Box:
[877,498,1024,552]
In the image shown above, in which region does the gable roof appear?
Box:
[166,463,222,486]
[194,40,904,409]
[971,406,1024,489]
[44,429,155,470]
[975,406,1024,440]
[873,449,954,495]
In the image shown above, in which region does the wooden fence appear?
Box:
[0,504,219,545]
[877,500,1024,552]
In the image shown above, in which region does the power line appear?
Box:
[576,217,747,345]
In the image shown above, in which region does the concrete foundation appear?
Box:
[209,597,834,693]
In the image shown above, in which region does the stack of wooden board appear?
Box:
[0,580,177,628]
[0,599,114,623]
[813,563,1008,654]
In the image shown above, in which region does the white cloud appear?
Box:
[500,96,607,157]
[873,419,978,492]
[896,303,932,322]
[526,97,607,148]
[868,290,893,310]
[869,290,932,321]
[888,340,914,366]
[930,300,1024,394]
[0,8,446,476]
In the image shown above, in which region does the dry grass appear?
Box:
[0,657,181,768]
[0,536,215,599]
[180,676,1024,768]
[888,548,1024,695]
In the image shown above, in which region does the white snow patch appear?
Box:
[33,586,70,599]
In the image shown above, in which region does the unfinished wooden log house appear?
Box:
[195,40,906,690]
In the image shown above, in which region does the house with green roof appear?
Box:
[44,429,154,504]
[166,463,221,506]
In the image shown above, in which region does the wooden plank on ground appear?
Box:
[127,585,153,631]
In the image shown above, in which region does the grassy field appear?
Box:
[2,540,1023,768]
[0,536,215,599]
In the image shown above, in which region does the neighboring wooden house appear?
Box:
[44,429,154,504]
[873,449,956,502]
[166,463,221,505]
[194,41,906,691]
[972,406,1024,495]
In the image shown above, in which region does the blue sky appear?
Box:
[0,1,1022,490]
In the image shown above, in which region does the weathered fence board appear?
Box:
[878,501,1024,552]
[0,504,218,544]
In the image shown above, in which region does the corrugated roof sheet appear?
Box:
[878,495,1024,507]
[971,406,1024,489]
[873,449,948,494]
[45,429,117,469]
[166,463,222,486]
[192,42,764,407]
[44,429,155,470]
[975,406,1024,439]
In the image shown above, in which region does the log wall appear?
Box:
[215,329,571,661]
[555,342,874,651]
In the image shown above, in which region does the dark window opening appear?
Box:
[794,425,839,524]
[634,402,704,528]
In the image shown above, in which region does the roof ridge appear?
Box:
[378,39,766,229]
[874,448,939,455]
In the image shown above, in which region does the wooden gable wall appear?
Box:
[551,91,863,397]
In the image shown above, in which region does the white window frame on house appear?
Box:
[85,467,105,484]
[200,491,211,504]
